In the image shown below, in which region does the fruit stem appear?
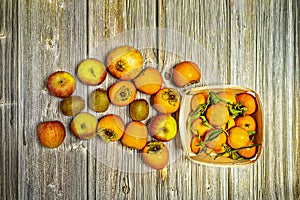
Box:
[117,61,125,71]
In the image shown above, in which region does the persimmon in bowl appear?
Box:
[179,85,263,167]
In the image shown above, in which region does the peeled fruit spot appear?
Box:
[129,99,149,121]
[97,114,125,143]
[70,112,98,140]
[109,81,136,106]
[142,141,169,170]
[60,96,85,116]
[89,88,110,112]
[227,127,250,149]
[77,58,107,86]
[37,121,66,148]
[206,103,229,127]
[153,88,181,114]
[107,46,144,80]
[216,91,236,105]
[122,121,148,150]
[134,67,163,95]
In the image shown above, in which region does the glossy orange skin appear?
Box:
[134,67,163,95]
[191,118,210,137]
[122,121,148,150]
[108,81,136,106]
[107,46,144,80]
[238,141,257,158]
[47,71,76,98]
[235,115,256,132]
[191,93,207,111]
[204,129,227,150]
[97,114,125,141]
[153,88,181,114]
[37,121,66,148]
[190,136,203,154]
[142,141,169,170]
[227,127,250,149]
[172,61,201,87]
[206,103,230,127]
[236,93,257,115]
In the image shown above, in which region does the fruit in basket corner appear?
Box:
[60,96,85,116]
[227,127,250,149]
[121,121,148,150]
[77,58,107,86]
[97,114,125,143]
[172,61,201,87]
[206,103,229,127]
[37,121,66,148]
[190,136,204,154]
[134,67,163,95]
[237,141,257,158]
[153,88,181,114]
[129,99,149,121]
[236,93,257,115]
[107,46,144,80]
[109,81,136,106]
[47,71,76,98]
[70,112,98,140]
[204,128,227,151]
[149,114,178,142]
[235,115,256,132]
[142,141,169,170]
[191,93,208,111]
[88,88,110,112]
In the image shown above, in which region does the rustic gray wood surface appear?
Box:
[0,0,299,199]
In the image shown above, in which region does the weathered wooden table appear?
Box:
[1,0,299,199]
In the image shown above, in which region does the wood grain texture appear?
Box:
[0,0,298,199]
[0,0,19,199]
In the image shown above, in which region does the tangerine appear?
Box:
[236,93,257,115]
[206,103,230,127]
[235,115,256,132]
[227,127,250,149]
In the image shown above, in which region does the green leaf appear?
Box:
[203,129,223,144]
[199,116,213,128]
[209,92,226,104]
[248,131,256,136]
[229,102,248,119]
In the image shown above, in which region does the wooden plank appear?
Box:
[87,0,158,199]
[18,0,88,199]
[158,0,231,199]
[0,0,19,199]
[228,0,298,199]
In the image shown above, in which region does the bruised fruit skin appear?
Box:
[107,46,144,80]
[172,61,201,87]
[60,96,85,116]
[47,71,76,98]
[122,121,148,150]
[37,121,66,148]
[109,81,136,106]
[77,58,107,86]
[88,88,110,112]
[134,67,163,95]
[153,88,181,114]
[70,112,98,140]
[142,141,169,170]
[97,114,125,143]
[129,99,149,121]
[149,114,178,142]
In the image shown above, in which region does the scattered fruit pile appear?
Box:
[188,91,260,160]
[37,45,202,170]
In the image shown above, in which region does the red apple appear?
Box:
[149,114,178,142]
[142,141,169,170]
[37,121,66,148]
[47,71,76,98]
